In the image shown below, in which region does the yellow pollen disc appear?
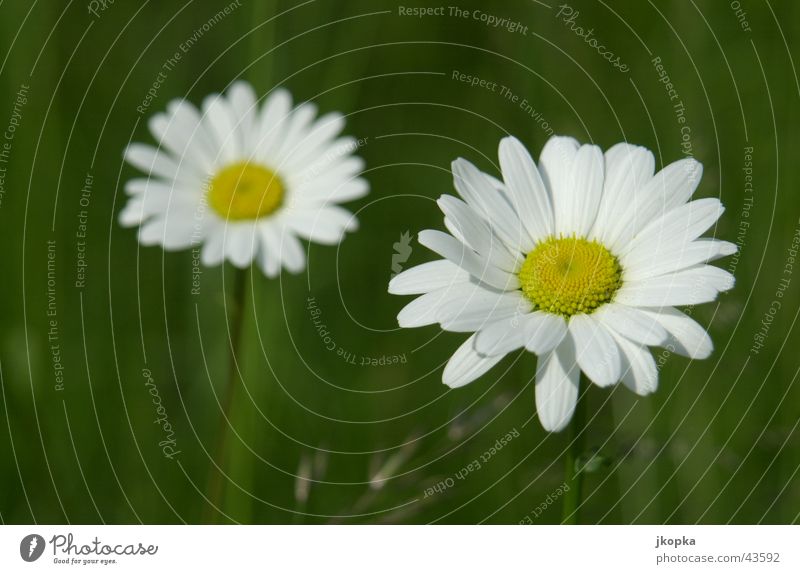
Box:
[518,236,622,317]
[207,161,284,220]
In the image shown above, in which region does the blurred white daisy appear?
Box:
[389,135,735,431]
[119,81,368,277]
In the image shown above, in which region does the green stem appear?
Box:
[205,266,248,523]
[561,373,588,524]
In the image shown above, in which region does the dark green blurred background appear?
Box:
[0,0,798,524]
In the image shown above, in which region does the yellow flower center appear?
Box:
[518,236,622,317]
[207,161,284,220]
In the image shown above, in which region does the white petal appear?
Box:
[538,135,579,194]
[640,307,713,359]
[283,113,346,172]
[438,195,521,272]
[564,144,604,236]
[616,265,734,307]
[119,197,145,227]
[124,144,190,182]
[138,214,196,250]
[614,277,715,307]
[397,281,482,328]
[290,157,365,198]
[652,158,704,210]
[225,224,258,268]
[227,81,258,151]
[397,284,466,328]
[473,316,530,356]
[485,173,506,192]
[623,238,737,282]
[593,303,668,346]
[298,177,369,206]
[620,197,724,261]
[278,228,306,273]
[125,177,161,196]
[535,336,579,432]
[538,136,579,233]
[118,185,198,226]
[148,101,214,171]
[124,177,200,202]
[388,260,469,295]
[397,298,434,328]
[475,311,566,356]
[136,218,165,246]
[592,143,654,244]
[524,312,569,354]
[608,329,658,395]
[418,229,519,291]
[685,263,737,293]
[568,314,621,387]
[202,93,240,163]
[201,226,226,267]
[703,239,739,261]
[282,206,356,245]
[437,288,530,333]
[443,216,468,245]
[609,158,703,252]
[275,102,318,164]
[498,136,553,242]
[442,334,505,389]
[451,158,533,253]
[254,88,293,161]
[257,223,282,277]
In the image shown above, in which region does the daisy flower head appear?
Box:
[119,81,368,277]
[389,135,736,432]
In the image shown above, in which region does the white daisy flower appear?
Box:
[119,81,368,277]
[389,135,736,432]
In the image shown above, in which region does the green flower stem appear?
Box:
[205,266,248,522]
[561,373,588,524]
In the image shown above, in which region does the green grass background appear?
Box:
[0,0,798,524]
